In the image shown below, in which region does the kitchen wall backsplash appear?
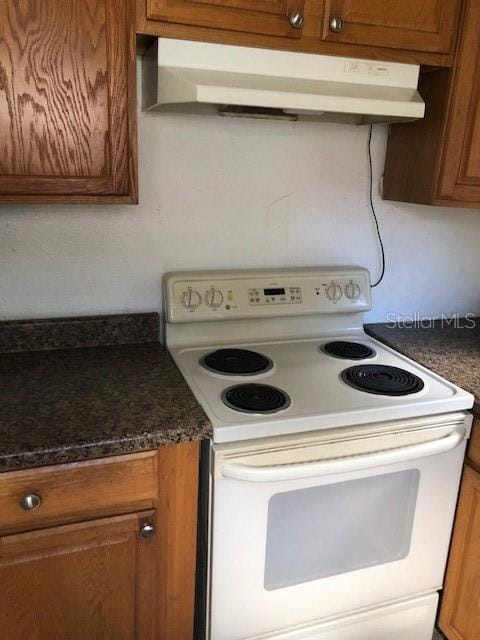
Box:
[0,62,479,325]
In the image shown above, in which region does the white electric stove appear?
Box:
[164,267,474,640]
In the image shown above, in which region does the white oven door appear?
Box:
[209,422,467,640]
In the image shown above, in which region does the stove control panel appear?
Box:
[165,268,372,322]
[248,286,302,306]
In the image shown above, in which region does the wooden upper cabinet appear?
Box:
[0,512,157,640]
[439,465,480,640]
[321,0,461,54]
[0,0,137,204]
[435,0,480,205]
[138,0,461,66]
[145,0,307,38]
[383,0,480,209]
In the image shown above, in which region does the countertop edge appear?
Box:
[0,427,212,473]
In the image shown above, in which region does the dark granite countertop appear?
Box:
[365,318,480,416]
[0,314,211,472]
[6,311,477,473]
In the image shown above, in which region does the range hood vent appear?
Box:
[142,39,425,124]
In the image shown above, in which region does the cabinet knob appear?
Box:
[20,493,42,511]
[289,11,304,29]
[139,522,155,539]
[329,16,344,33]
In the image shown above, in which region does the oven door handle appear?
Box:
[221,428,466,482]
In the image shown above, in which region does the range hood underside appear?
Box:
[142,40,425,125]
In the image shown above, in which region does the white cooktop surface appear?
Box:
[170,333,474,443]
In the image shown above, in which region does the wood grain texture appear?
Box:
[383,67,454,205]
[0,442,201,639]
[136,0,457,66]
[0,451,158,535]
[384,0,480,209]
[0,0,137,203]
[146,0,306,38]
[321,0,461,54]
[467,418,480,472]
[0,511,157,640]
[436,0,480,204]
[439,465,480,640]
[156,440,200,640]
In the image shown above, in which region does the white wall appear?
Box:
[1,65,480,323]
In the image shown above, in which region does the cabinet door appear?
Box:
[439,466,480,640]
[382,1,480,208]
[0,512,157,640]
[146,0,306,38]
[321,0,460,54]
[0,0,137,203]
[436,0,480,205]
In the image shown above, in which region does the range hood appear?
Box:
[142,38,425,124]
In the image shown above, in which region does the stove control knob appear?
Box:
[181,287,202,311]
[326,282,343,302]
[204,287,224,309]
[344,280,361,300]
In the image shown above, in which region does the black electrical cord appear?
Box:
[368,124,385,288]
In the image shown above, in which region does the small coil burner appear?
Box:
[323,341,376,360]
[341,365,424,396]
[222,383,290,414]
[201,348,273,376]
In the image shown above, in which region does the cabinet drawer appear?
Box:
[0,451,157,535]
[468,418,480,471]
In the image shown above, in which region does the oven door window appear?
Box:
[264,469,420,590]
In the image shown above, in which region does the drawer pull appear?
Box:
[20,493,42,511]
[139,522,155,539]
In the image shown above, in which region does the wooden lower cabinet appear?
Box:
[467,418,480,472]
[439,464,480,640]
[0,512,157,640]
[0,441,200,640]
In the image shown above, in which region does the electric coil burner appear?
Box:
[201,348,273,376]
[323,341,375,360]
[342,364,425,396]
[222,383,290,414]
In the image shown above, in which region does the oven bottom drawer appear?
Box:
[254,593,438,640]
